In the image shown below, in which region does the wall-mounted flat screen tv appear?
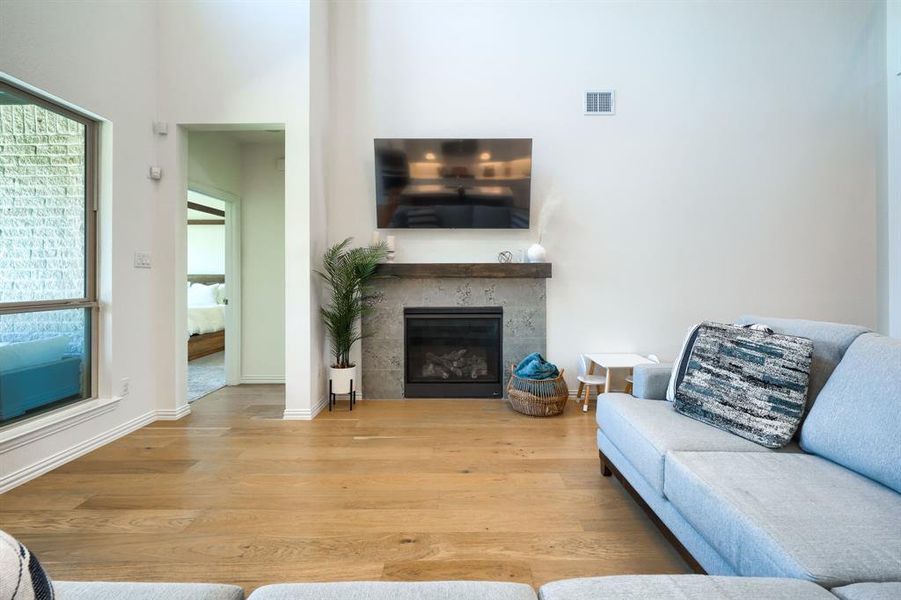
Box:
[374,138,532,229]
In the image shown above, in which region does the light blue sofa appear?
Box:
[596,316,901,590]
[53,581,245,600]
[59,577,894,600]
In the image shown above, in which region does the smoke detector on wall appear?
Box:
[585,90,615,115]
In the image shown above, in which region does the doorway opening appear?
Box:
[184,128,286,404]
[187,190,228,401]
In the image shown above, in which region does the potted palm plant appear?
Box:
[317,237,387,394]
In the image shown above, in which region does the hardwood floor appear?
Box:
[0,387,688,592]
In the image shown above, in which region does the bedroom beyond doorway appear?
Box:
[185,128,286,402]
[187,190,227,400]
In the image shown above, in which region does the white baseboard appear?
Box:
[283,396,328,420]
[0,397,121,454]
[0,409,156,493]
[282,408,311,420]
[240,375,285,384]
[311,395,328,418]
[155,405,191,420]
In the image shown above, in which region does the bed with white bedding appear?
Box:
[188,305,225,336]
[187,278,226,361]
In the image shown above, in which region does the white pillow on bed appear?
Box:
[188,283,218,306]
[215,284,226,305]
[0,336,70,374]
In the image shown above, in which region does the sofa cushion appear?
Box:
[54,582,244,600]
[831,582,901,600]
[734,315,868,412]
[596,394,779,496]
[247,582,537,600]
[664,452,901,588]
[800,333,901,493]
[598,431,739,575]
[538,575,834,600]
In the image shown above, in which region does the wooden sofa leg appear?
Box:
[599,451,612,477]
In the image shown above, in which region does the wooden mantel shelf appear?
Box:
[374,262,551,279]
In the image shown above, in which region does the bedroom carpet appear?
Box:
[187,351,225,401]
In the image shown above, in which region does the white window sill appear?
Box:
[0,396,121,454]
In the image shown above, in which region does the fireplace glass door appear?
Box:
[404,307,502,398]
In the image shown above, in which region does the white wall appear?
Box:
[186,134,238,278]
[188,132,242,198]
[0,1,161,487]
[885,0,901,337]
[187,225,225,274]
[156,0,317,418]
[240,142,286,382]
[328,1,886,388]
[309,0,331,405]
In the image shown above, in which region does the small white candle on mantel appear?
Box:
[385,235,396,252]
[371,230,381,247]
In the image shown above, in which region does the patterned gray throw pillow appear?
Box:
[0,530,55,600]
[673,321,813,448]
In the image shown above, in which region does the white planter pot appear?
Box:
[329,365,357,394]
[527,243,547,263]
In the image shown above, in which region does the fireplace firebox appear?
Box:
[403,307,503,398]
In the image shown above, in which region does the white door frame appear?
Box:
[188,183,242,387]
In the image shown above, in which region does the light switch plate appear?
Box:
[134,252,152,269]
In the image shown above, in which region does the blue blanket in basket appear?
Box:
[514,352,559,380]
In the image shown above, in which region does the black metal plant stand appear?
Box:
[328,378,356,411]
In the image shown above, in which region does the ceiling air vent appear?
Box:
[585,90,615,115]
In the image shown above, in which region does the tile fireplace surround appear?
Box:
[361,263,551,399]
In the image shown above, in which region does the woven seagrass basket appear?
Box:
[507,364,568,417]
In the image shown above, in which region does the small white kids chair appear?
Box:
[576,354,607,413]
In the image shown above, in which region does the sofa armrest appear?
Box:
[632,363,673,400]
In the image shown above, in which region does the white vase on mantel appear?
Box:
[526,243,547,263]
[330,365,357,394]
